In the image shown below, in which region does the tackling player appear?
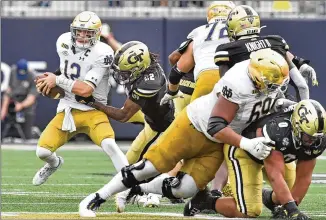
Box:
[160,1,235,105]
[184,99,325,220]
[214,5,311,101]
[33,11,128,185]
[77,48,286,218]
[75,41,176,211]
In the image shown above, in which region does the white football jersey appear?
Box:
[187,60,279,142]
[187,20,230,81]
[56,32,114,112]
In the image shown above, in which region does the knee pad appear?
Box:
[162,171,197,199]
[36,146,53,159]
[121,159,147,188]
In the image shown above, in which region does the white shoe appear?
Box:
[79,193,106,217]
[143,193,161,208]
[32,156,64,186]
[115,189,129,213]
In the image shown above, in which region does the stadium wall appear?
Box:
[2,18,325,139]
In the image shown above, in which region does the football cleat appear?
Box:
[115,189,130,213]
[32,156,64,186]
[184,188,221,216]
[211,189,223,198]
[79,193,106,217]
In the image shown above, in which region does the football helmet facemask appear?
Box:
[71,11,102,49]
[291,99,326,147]
[206,1,235,23]
[113,41,151,85]
[227,5,260,40]
[248,48,289,94]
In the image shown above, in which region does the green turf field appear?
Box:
[1,149,326,219]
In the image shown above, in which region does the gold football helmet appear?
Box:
[70,11,102,48]
[206,1,235,23]
[226,5,260,40]
[248,48,289,94]
[113,41,151,85]
[291,99,326,147]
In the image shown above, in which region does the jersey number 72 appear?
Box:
[205,21,228,41]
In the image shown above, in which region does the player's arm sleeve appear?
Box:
[84,67,108,89]
[289,67,309,100]
[214,44,231,67]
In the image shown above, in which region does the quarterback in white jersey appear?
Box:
[33,11,128,186]
[160,1,235,105]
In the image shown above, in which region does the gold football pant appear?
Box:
[144,109,224,190]
[126,121,161,164]
[38,109,114,151]
[224,144,264,217]
[173,92,192,117]
[127,110,145,124]
[191,69,220,102]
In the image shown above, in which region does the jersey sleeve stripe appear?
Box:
[137,88,160,94]
[134,89,158,98]
[214,57,230,63]
[215,51,229,56]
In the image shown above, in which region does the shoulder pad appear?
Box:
[265,35,289,50]
[56,32,71,51]
[93,42,114,68]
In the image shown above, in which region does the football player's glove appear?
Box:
[160,89,184,106]
[75,95,95,106]
[299,64,318,86]
[239,137,273,160]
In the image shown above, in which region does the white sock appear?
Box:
[97,172,128,199]
[101,138,129,171]
[36,147,59,167]
[139,173,171,195]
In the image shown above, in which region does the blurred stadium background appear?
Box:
[2,0,326,142]
[2,1,326,219]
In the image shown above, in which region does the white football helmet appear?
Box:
[70,11,102,49]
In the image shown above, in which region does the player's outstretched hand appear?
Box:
[240,137,274,160]
[299,64,318,87]
[160,90,184,106]
[75,95,95,106]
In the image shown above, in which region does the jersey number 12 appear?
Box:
[64,60,81,80]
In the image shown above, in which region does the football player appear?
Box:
[168,40,195,116]
[212,4,311,197]
[160,1,235,106]
[33,11,128,186]
[75,41,177,211]
[184,99,325,220]
[77,48,285,218]
[214,5,311,101]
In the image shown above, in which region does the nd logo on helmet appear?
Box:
[127,51,144,64]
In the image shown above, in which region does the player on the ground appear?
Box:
[160,1,235,106]
[214,5,310,101]
[77,48,287,218]
[75,41,179,211]
[184,99,325,220]
[32,11,128,186]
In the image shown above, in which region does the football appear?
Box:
[36,74,65,99]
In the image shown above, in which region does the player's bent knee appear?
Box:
[246,203,263,218]
[162,172,198,199]
[36,146,53,159]
[121,159,147,188]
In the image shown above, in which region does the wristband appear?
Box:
[55,75,75,93]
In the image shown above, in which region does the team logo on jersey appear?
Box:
[282,137,289,146]
[104,55,113,65]
[61,43,69,49]
[222,86,232,99]
[132,92,139,100]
